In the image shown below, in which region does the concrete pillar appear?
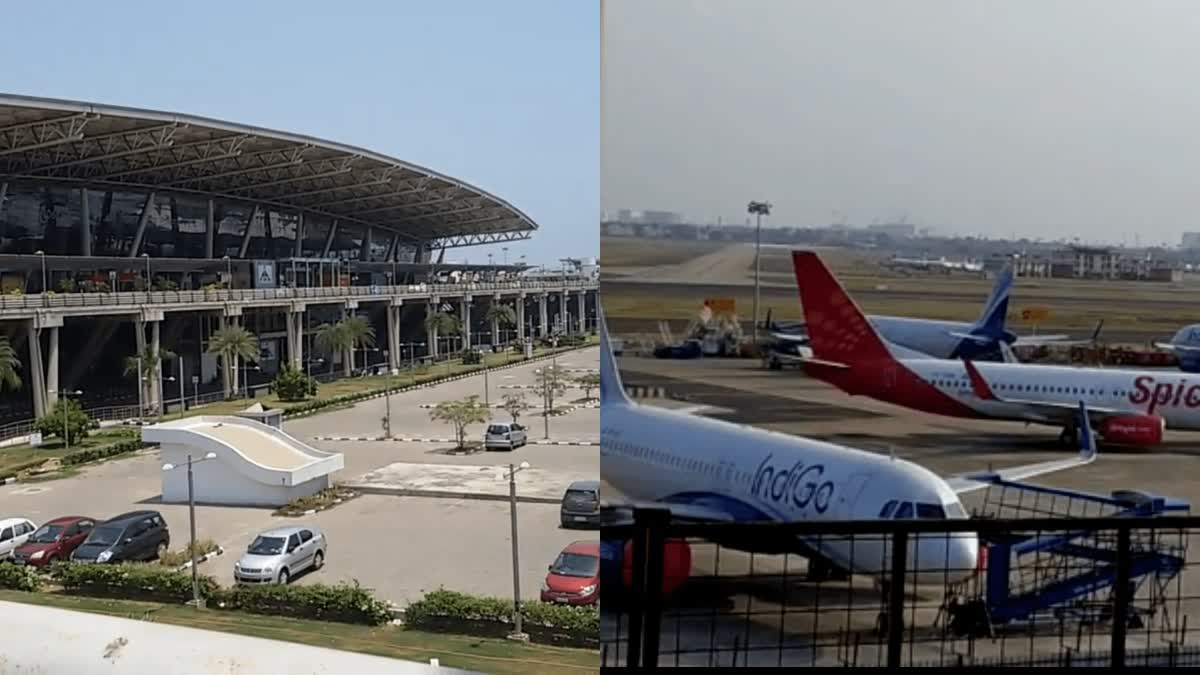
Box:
[516,294,526,342]
[427,301,439,359]
[294,212,304,258]
[0,182,7,219]
[286,310,305,370]
[46,327,59,407]
[490,296,501,346]
[130,191,155,257]
[238,205,260,259]
[205,199,215,258]
[134,319,147,408]
[322,221,338,258]
[27,322,45,419]
[577,291,587,333]
[151,320,162,414]
[360,226,372,261]
[384,306,397,371]
[460,297,472,352]
[538,294,549,338]
[561,291,570,334]
[79,188,92,257]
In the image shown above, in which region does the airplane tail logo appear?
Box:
[968,265,1015,343]
[599,304,631,407]
[791,251,893,366]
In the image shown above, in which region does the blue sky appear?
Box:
[0,1,597,267]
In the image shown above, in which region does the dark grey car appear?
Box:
[71,511,170,564]
[560,480,600,528]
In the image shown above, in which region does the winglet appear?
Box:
[599,304,631,407]
[791,250,893,365]
[962,359,998,401]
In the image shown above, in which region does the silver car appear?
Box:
[233,525,326,585]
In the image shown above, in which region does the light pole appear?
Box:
[136,355,145,426]
[223,255,232,289]
[241,363,261,399]
[176,355,185,419]
[747,200,772,344]
[502,461,532,642]
[35,250,47,305]
[141,252,151,292]
[483,353,490,407]
[162,451,218,609]
[50,389,82,449]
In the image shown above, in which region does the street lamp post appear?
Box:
[483,355,490,407]
[747,201,772,344]
[241,363,261,399]
[504,461,531,642]
[223,255,232,289]
[52,389,82,449]
[176,355,185,419]
[142,252,151,292]
[162,452,218,609]
[136,355,145,426]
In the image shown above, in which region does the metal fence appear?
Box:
[602,508,1200,668]
[0,279,596,311]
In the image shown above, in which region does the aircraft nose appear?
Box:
[910,532,980,585]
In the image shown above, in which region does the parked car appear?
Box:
[560,480,601,528]
[0,517,37,560]
[71,511,169,564]
[484,421,528,451]
[12,516,96,567]
[234,526,326,585]
[540,540,600,606]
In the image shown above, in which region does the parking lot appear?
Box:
[0,347,600,606]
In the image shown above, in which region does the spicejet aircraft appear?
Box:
[791,250,1194,447]
[600,306,1097,584]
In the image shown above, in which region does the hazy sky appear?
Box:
[603,1,1200,245]
[0,0,597,266]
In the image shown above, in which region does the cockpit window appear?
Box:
[894,502,913,519]
[944,502,967,519]
[879,500,898,518]
[916,503,946,519]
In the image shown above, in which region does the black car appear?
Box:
[71,511,170,564]
[560,480,601,528]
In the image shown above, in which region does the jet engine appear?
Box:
[602,538,692,598]
[1098,414,1165,446]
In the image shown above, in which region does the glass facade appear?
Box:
[0,179,426,261]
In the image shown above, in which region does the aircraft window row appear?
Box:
[610,440,747,483]
[987,383,1115,398]
[878,500,947,519]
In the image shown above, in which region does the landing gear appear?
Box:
[1058,424,1079,448]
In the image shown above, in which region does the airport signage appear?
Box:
[1020,306,1050,322]
[254,261,276,289]
[704,297,736,314]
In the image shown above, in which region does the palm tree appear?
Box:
[483,302,517,346]
[124,346,177,412]
[207,325,259,399]
[424,310,460,358]
[0,336,22,392]
[314,322,350,376]
[343,315,376,375]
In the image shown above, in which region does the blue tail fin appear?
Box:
[599,304,630,407]
[970,265,1014,340]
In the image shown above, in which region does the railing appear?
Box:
[603,508,1200,669]
[0,279,597,311]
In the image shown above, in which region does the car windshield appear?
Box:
[551,552,599,578]
[566,489,597,502]
[487,425,509,435]
[248,536,286,555]
[28,525,64,544]
[85,525,123,547]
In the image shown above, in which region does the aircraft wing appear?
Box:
[770,331,810,343]
[602,499,738,524]
[1155,342,1200,353]
[1012,334,1073,346]
[944,400,1098,494]
[962,359,1124,421]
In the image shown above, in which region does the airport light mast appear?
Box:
[747,200,773,344]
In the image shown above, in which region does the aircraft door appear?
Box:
[836,473,872,520]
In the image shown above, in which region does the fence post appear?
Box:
[1111,524,1131,667]
[640,508,669,669]
[625,509,649,668]
[887,529,909,668]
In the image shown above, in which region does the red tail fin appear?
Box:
[791,251,893,365]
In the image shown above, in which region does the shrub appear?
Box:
[461,350,482,365]
[34,399,92,446]
[272,365,318,402]
[49,562,219,603]
[404,589,598,634]
[57,278,78,293]
[61,438,146,467]
[0,561,41,591]
[216,580,392,625]
[159,538,220,568]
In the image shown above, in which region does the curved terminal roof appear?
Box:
[0,93,537,248]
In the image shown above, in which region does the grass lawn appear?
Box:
[0,428,137,477]
[0,590,599,675]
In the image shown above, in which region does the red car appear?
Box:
[12,516,97,567]
[540,540,600,606]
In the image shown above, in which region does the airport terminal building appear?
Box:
[0,94,596,426]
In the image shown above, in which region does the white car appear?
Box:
[485,422,527,451]
[0,518,37,559]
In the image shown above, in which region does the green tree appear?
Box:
[500,392,530,424]
[424,311,460,358]
[483,302,517,345]
[0,336,22,393]
[534,362,569,414]
[272,364,318,402]
[343,315,376,375]
[34,398,91,447]
[575,372,601,401]
[207,325,259,399]
[428,395,491,449]
[315,316,376,377]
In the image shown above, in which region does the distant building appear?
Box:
[867,223,916,238]
[1182,232,1200,249]
[612,209,682,226]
